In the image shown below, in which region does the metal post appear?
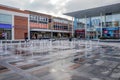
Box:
[100,13,103,38]
[28,15,30,40]
[0,41,3,57]
[85,40,88,58]
[72,17,74,37]
[85,16,87,39]
[119,27,120,39]
[12,15,14,40]
[96,31,98,39]
[51,16,53,38]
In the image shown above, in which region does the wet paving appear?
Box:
[71,44,120,80]
[0,40,120,80]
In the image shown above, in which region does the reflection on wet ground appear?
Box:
[0,40,120,80]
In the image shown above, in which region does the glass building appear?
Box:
[65,3,120,39]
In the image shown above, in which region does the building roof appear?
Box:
[0,4,29,14]
[64,3,120,18]
[25,10,51,17]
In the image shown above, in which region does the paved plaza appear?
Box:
[0,40,120,80]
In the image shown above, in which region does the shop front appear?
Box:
[52,32,70,38]
[30,31,51,39]
[0,23,12,40]
[75,29,85,38]
[87,31,96,39]
[103,27,119,38]
[96,27,119,38]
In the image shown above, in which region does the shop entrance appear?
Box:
[0,29,11,40]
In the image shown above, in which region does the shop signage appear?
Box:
[96,27,119,31]
[104,30,108,34]
[0,24,12,29]
[104,27,119,30]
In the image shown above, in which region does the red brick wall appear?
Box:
[14,16,28,39]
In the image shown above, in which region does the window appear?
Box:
[113,21,119,27]
[49,19,52,23]
[30,15,38,23]
[91,17,101,27]
[106,22,112,27]
[0,14,12,24]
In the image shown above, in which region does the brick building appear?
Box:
[0,4,29,40]
[52,17,72,38]
[26,10,52,39]
[0,4,73,40]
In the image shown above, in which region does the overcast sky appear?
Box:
[0,0,120,18]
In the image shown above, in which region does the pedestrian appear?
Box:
[69,37,72,41]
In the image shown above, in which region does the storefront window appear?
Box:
[91,16,101,28]
[112,14,120,27]
[104,13,120,27]
[105,14,112,27]
[86,18,92,28]
[0,14,12,40]
[75,18,85,29]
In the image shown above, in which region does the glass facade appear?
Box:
[102,14,120,38]
[53,18,69,31]
[74,18,85,38]
[74,18,85,30]
[53,25,68,30]
[74,13,120,39]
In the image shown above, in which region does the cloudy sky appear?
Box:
[0,0,120,18]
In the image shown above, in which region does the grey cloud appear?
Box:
[64,0,120,13]
[0,0,120,15]
[25,0,55,12]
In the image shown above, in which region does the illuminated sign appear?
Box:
[0,24,12,29]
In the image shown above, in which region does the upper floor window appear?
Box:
[30,15,37,22]
[30,14,48,24]
[0,14,12,24]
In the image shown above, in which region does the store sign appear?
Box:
[75,29,85,33]
[105,27,119,30]
[96,27,119,31]
[0,24,12,29]
[104,30,108,34]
